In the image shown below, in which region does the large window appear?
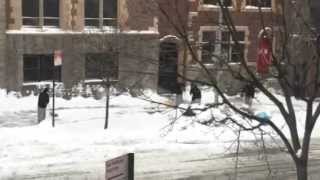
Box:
[203,0,232,6]
[200,29,246,63]
[22,0,59,27]
[221,31,246,62]
[85,53,118,80]
[85,0,118,28]
[201,31,216,63]
[23,54,61,82]
[246,0,271,7]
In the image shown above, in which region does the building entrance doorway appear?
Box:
[158,41,178,94]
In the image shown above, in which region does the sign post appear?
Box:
[105,153,134,180]
[53,50,62,127]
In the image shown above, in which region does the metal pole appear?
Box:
[52,67,55,127]
[104,76,110,129]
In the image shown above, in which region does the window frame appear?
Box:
[244,0,272,12]
[84,0,118,29]
[22,0,60,27]
[199,26,249,64]
[221,30,246,63]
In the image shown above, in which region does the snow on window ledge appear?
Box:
[7,27,158,35]
[7,26,66,34]
[23,81,53,86]
[198,4,233,11]
[244,6,272,12]
[84,26,119,33]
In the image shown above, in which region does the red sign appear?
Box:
[54,50,63,66]
[257,37,272,74]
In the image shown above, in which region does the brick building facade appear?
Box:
[0,0,284,94]
[2,0,160,92]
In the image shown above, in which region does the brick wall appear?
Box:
[189,1,275,64]
[157,0,190,38]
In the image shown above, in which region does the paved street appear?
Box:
[5,139,320,180]
[135,139,320,180]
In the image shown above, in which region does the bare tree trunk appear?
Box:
[296,161,308,180]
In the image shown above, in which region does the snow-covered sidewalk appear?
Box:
[0,88,319,179]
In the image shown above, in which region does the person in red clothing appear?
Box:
[38,88,49,123]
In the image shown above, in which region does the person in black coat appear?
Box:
[241,83,255,108]
[38,87,49,123]
[190,83,201,104]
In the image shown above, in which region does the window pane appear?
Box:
[24,70,39,82]
[40,55,54,81]
[222,31,230,42]
[202,31,216,43]
[23,18,40,26]
[235,31,245,41]
[203,0,231,6]
[103,0,117,18]
[44,0,59,17]
[201,31,216,63]
[24,55,40,69]
[231,44,244,62]
[262,0,271,7]
[22,0,39,26]
[22,0,39,17]
[247,0,271,7]
[23,55,40,82]
[201,43,215,63]
[221,44,230,59]
[44,0,59,26]
[85,0,99,18]
[44,18,59,26]
[103,19,117,27]
[23,54,59,82]
[85,19,100,26]
[203,0,216,4]
[223,0,232,6]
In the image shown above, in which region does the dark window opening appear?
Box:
[44,0,59,26]
[22,0,39,26]
[85,0,100,26]
[22,0,59,27]
[246,0,271,7]
[85,0,118,27]
[23,54,61,82]
[203,0,232,7]
[103,0,118,26]
[85,53,118,80]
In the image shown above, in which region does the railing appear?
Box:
[22,16,59,27]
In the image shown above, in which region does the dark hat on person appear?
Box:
[43,87,49,93]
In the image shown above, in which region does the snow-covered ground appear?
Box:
[0,87,319,179]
